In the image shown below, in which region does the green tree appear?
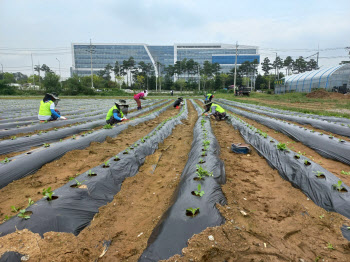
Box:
[307,59,318,71]
[220,73,229,89]
[272,56,284,78]
[40,64,52,76]
[261,57,273,75]
[283,56,294,76]
[43,72,60,93]
[293,56,307,73]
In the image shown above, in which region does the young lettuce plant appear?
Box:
[103,124,113,129]
[17,209,31,220]
[103,160,110,168]
[1,157,11,164]
[42,187,54,200]
[186,207,200,217]
[194,184,205,197]
[332,180,347,192]
[276,143,288,151]
[341,170,350,175]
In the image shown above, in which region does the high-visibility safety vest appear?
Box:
[106,105,124,121]
[206,93,212,99]
[38,100,53,116]
[211,103,225,113]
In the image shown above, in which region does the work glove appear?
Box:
[204,113,209,116]
[60,116,67,120]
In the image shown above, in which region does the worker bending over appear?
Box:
[202,101,227,121]
[204,93,214,102]
[173,97,184,109]
[38,93,66,121]
[134,90,148,110]
[106,100,129,126]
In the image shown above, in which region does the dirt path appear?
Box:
[0,101,199,262]
[166,118,350,262]
[0,103,175,223]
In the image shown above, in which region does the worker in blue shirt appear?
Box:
[106,100,129,126]
[38,93,66,121]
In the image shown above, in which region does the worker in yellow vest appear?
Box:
[38,93,66,121]
[202,101,227,121]
[106,100,129,126]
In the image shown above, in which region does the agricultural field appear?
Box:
[0,94,349,262]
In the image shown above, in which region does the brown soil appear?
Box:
[0,103,176,223]
[306,89,350,99]
[166,118,350,262]
[1,100,350,261]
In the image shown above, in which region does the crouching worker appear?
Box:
[204,93,214,102]
[173,97,184,109]
[38,93,66,121]
[202,101,227,121]
[106,100,129,126]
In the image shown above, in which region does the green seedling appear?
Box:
[43,143,50,148]
[114,155,120,161]
[11,136,17,140]
[73,179,86,186]
[315,256,322,262]
[72,135,76,140]
[332,180,345,192]
[42,187,54,200]
[203,140,210,146]
[341,170,350,175]
[1,157,10,164]
[319,214,325,219]
[313,171,325,177]
[141,138,145,143]
[103,124,113,129]
[11,206,20,213]
[319,132,323,136]
[310,130,315,133]
[329,134,334,139]
[186,207,200,217]
[16,125,20,128]
[261,132,268,138]
[304,160,311,165]
[17,209,31,220]
[3,215,11,221]
[327,242,334,250]
[103,160,110,167]
[294,153,301,159]
[59,139,63,142]
[198,158,205,164]
[88,169,96,176]
[194,184,205,197]
[27,198,34,207]
[201,151,206,156]
[276,143,288,151]
[196,165,213,177]
[54,128,58,131]
[124,148,130,154]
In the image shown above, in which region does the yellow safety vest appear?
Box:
[211,103,225,113]
[106,105,124,121]
[39,100,53,116]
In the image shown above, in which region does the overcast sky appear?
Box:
[1,0,349,78]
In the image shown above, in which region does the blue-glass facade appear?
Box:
[72,43,259,77]
[212,55,260,64]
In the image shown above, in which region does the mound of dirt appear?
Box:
[306,89,349,99]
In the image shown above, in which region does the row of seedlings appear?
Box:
[0,99,155,138]
[0,100,188,238]
[218,102,350,166]
[226,113,350,240]
[230,98,350,124]
[0,100,166,155]
[217,98,350,137]
[0,100,172,189]
[139,100,226,261]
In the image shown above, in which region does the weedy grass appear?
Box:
[103,124,113,129]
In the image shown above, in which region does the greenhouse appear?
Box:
[275,64,350,94]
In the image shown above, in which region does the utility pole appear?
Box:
[37,61,41,88]
[0,63,3,80]
[56,58,62,88]
[233,41,238,94]
[317,44,319,69]
[159,63,161,91]
[197,64,200,91]
[31,53,35,86]
[86,39,95,89]
[275,52,278,79]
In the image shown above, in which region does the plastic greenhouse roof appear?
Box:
[284,64,346,83]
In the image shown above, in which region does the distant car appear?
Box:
[95,89,102,92]
[256,90,262,93]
